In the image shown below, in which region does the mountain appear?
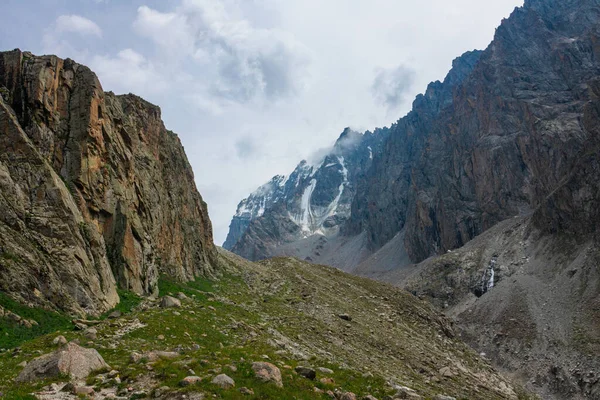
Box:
[0,50,217,316]
[225,0,600,398]
[224,127,389,262]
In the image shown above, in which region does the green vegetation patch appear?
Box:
[0,292,71,349]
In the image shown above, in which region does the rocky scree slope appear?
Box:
[225,127,388,261]
[0,249,532,400]
[0,50,217,316]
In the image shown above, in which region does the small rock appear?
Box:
[157,335,165,340]
[295,366,316,380]
[320,377,335,385]
[240,387,254,395]
[363,396,378,400]
[107,310,122,319]
[179,376,202,387]
[73,386,95,396]
[176,292,188,301]
[17,361,27,368]
[84,328,98,340]
[153,386,170,398]
[212,374,235,389]
[338,314,352,321]
[130,352,143,363]
[340,392,357,400]
[160,296,181,308]
[20,319,33,329]
[52,335,68,346]
[317,367,334,375]
[61,382,75,392]
[252,361,283,387]
[394,386,422,399]
[433,396,456,400]
[438,367,454,378]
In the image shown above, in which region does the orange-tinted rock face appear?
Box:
[0,50,217,314]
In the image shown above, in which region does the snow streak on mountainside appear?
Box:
[223,128,389,257]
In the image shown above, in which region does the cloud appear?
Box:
[42,15,102,58]
[234,136,260,160]
[55,15,102,37]
[132,1,312,106]
[90,49,168,94]
[371,65,416,109]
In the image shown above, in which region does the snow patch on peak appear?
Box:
[291,178,318,234]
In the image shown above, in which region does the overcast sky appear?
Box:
[2,0,523,244]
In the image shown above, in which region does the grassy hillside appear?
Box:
[0,249,532,399]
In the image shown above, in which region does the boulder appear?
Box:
[295,366,316,380]
[16,343,109,382]
[212,374,235,389]
[179,376,202,387]
[251,361,283,387]
[338,314,352,321]
[160,296,182,308]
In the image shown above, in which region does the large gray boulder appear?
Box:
[17,342,109,382]
[160,296,182,308]
[252,361,283,387]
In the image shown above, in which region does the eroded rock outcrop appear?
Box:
[0,50,217,314]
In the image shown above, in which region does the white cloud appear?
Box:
[90,49,168,94]
[55,15,102,37]
[132,1,312,107]
[371,65,417,110]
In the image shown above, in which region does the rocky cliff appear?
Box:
[0,50,217,316]
[350,0,600,262]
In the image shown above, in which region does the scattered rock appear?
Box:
[394,386,422,399]
[340,392,357,400]
[363,396,378,400]
[438,367,454,378]
[212,374,235,389]
[160,296,182,308]
[176,292,188,301]
[252,361,283,387]
[17,342,109,382]
[131,350,179,363]
[295,366,316,380]
[84,327,98,340]
[239,386,254,396]
[338,314,352,321]
[52,336,68,346]
[317,367,334,375]
[107,310,122,319]
[433,396,456,400]
[179,376,202,387]
[73,386,95,396]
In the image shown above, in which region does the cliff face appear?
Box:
[0,50,217,315]
[350,0,600,262]
[226,127,389,261]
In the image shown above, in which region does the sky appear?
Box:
[1,0,524,244]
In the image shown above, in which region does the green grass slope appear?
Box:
[0,249,533,399]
